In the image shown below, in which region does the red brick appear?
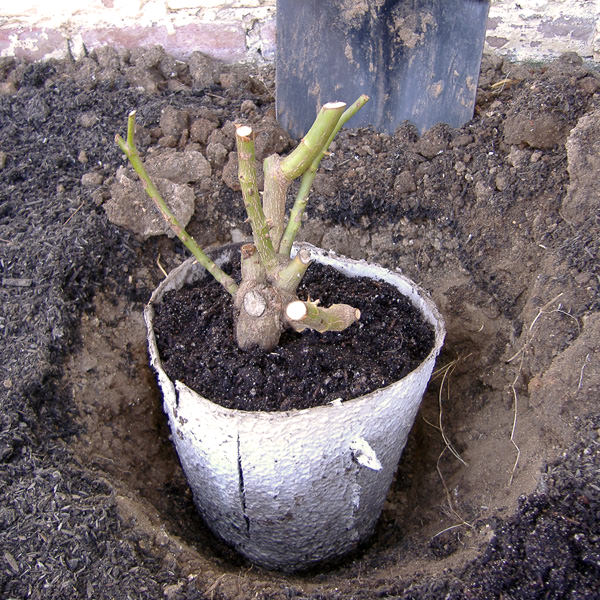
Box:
[81,22,246,62]
[0,27,65,61]
[168,23,247,62]
[81,26,168,54]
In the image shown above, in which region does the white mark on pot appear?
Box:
[350,437,382,471]
[236,433,251,534]
[351,484,361,510]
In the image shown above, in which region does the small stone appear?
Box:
[530,151,542,163]
[0,151,6,169]
[106,167,195,239]
[394,171,416,194]
[0,81,17,95]
[77,111,98,128]
[504,113,567,149]
[222,152,241,191]
[452,134,473,148]
[93,45,121,70]
[474,180,492,202]
[207,128,234,151]
[81,172,104,187]
[454,161,466,175]
[188,51,217,89]
[158,135,178,148]
[196,106,221,122]
[221,120,238,143]
[578,76,600,95]
[158,54,181,80]
[205,141,228,167]
[230,228,247,243]
[78,150,88,164]
[415,123,451,158]
[2,278,33,287]
[219,67,248,90]
[495,172,510,191]
[240,99,257,114]
[145,149,211,183]
[190,118,218,144]
[130,45,165,69]
[254,121,292,160]
[198,177,212,192]
[508,146,529,169]
[123,65,165,94]
[574,272,590,285]
[167,79,190,92]
[159,106,189,138]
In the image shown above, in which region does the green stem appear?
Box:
[286,300,361,333]
[275,248,312,294]
[235,126,278,272]
[280,101,347,180]
[240,243,265,283]
[116,111,238,297]
[279,95,369,257]
[262,154,290,252]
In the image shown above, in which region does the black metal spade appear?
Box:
[276,0,490,137]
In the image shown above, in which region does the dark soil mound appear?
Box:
[1,47,598,599]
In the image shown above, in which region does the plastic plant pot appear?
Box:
[145,243,445,572]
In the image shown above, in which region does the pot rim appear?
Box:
[144,242,445,418]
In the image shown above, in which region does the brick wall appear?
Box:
[487,0,599,62]
[0,0,277,63]
[0,0,598,64]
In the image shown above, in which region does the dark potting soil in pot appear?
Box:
[152,261,435,411]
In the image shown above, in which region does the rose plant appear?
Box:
[116,96,369,350]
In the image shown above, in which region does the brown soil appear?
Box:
[1,46,599,599]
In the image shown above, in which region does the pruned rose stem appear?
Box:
[280,101,347,180]
[262,154,288,252]
[261,101,347,254]
[116,111,238,297]
[235,126,278,272]
[286,300,361,333]
[117,95,369,350]
[275,249,312,294]
[279,95,370,257]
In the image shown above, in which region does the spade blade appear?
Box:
[276,0,490,137]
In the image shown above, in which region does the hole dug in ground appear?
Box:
[64,240,597,597]
[3,47,599,598]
